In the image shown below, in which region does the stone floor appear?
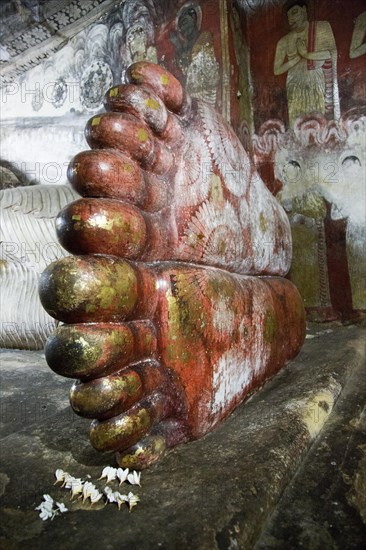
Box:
[0,323,365,549]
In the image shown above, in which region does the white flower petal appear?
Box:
[82,481,98,502]
[126,491,140,511]
[115,492,128,510]
[104,486,117,503]
[70,480,84,498]
[99,466,117,482]
[56,502,68,513]
[90,490,103,504]
[63,474,76,489]
[54,469,66,484]
[39,508,53,521]
[36,499,54,520]
[116,467,129,484]
[127,471,141,486]
[43,502,54,513]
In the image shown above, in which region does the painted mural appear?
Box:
[253,111,366,318]
[165,2,219,105]
[273,1,340,126]
[247,0,366,128]
[248,0,366,320]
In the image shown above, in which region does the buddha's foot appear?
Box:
[40,62,305,468]
[41,258,305,468]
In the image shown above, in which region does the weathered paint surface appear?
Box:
[253,113,366,318]
[40,62,305,468]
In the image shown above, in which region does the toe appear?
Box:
[70,370,143,420]
[126,62,187,114]
[55,197,172,260]
[39,256,157,323]
[67,149,170,213]
[45,321,157,380]
[85,113,173,175]
[68,150,145,206]
[104,83,183,144]
[89,391,169,452]
[69,359,171,420]
[56,198,148,258]
[104,84,168,134]
[116,419,188,469]
[116,434,166,470]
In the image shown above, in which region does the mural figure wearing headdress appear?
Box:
[274,0,340,126]
[169,2,219,106]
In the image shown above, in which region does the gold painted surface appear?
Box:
[50,259,138,316]
[123,163,134,173]
[210,174,224,204]
[77,211,145,251]
[47,325,135,378]
[52,260,89,312]
[159,74,169,86]
[259,212,268,233]
[144,97,160,110]
[289,223,320,307]
[71,373,142,415]
[137,128,149,142]
[90,408,151,450]
[264,310,277,344]
[71,332,103,368]
[114,263,138,312]
[117,435,166,469]
[165,294,194,364]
